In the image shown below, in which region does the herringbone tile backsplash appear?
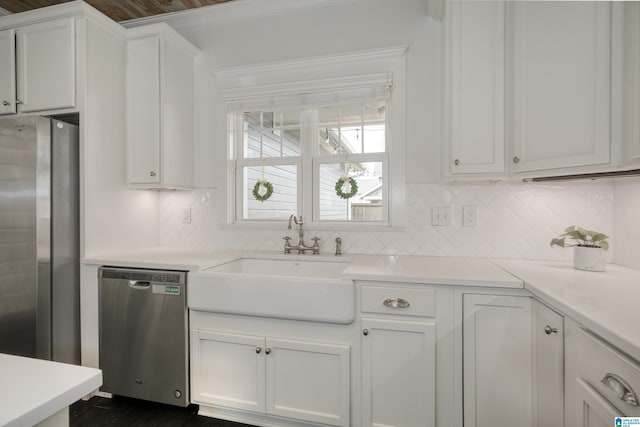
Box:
[158,182,615,261]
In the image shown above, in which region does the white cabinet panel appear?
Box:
[445,0,505,175]
[191,329,265,412]
[510,2,611,172]
[16,18,76,113]
[266,338,350,427]
[361,317,436,427]
[463,294,533,427]
[0,29,16,115]
[533,300,564,427]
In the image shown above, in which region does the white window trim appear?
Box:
[223,49,407,230]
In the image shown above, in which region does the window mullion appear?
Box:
[299,110,315,220]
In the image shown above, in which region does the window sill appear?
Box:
[217,222,406,233]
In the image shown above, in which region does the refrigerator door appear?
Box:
[50,118,80,364]
[0,116,45,358]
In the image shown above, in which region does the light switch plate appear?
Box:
[431,207,451,226]
[463,205,478,227]
[182,207,192,224]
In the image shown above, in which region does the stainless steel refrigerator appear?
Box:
[0,115,80,364]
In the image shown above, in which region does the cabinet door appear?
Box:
[159,36,194,189]
[190,329,266,412]
[16,18,75,113]
[127,36,161,185]
[0,29,16,115]
[361,317,436,427]
[446,0,505,175]
[576,378,623,427]
[510,2,611,172]
[265,338,350,427]
[626,3,640,161]
[463,294,533,427]
[533,300,564,427]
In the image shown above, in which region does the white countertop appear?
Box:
[83,248,524,288]
[494,259,640,362]
[0,354,102,427]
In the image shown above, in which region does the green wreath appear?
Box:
[252,180,273,202]
[335,176,358,200]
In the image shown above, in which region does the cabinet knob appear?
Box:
[513,156,521,164]
[256,347,262,354]
[544,325,558,335]
[363,329,369,336]
[454,159,460,166]
[15,99,23,105]
[149,171,156,177]
[265,348,271,355]
[2,100,9,106]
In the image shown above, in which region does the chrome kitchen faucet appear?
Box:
[284,215,320,254]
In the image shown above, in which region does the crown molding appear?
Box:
[0,6,10,17]
[214,46,408,79]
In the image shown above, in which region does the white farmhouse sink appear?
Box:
[188,257,355,324]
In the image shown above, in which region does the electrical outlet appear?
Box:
[182,207,192,224]
[463,205,478,227]
[431,207,451,226]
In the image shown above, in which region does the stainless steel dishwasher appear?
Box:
[99,267,189,407]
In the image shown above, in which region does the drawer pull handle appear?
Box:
[601,373,639,406]
[544,325,558,335]
[383,298,410,309]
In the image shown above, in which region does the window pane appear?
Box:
[318,161,383,221]
[242,111,301,158]
[317,102,385,155]
[243,165,297,220]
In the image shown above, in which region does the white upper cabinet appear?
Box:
[16,18,76,113]
[624,2,640,162]
[444,1,624,179]
[510,2,612,174]
[0,29,16,114]
[444,1,505,176]
[0,18,75,115]
[126,24,199,189]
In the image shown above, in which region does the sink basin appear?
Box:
[188,257,354,324]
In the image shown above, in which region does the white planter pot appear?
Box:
[573,246,607,272]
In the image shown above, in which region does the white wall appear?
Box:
[614,177,640,269]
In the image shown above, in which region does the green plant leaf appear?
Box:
[550,237,567,247]
[599,241,610,251]
[591,233,609,243]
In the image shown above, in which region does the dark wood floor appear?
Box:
[70,396,256,427]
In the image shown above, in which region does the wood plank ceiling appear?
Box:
[0,0,235,22]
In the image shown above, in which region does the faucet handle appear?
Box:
[311,236,321,245]
[283,236,292,254]
[311,237,321,255]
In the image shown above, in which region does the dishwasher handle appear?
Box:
[128,280,152,290]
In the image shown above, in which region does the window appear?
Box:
[225,71,403,228]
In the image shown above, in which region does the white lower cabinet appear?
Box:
[191,328,350,427]
[361,318,436,427]
[533,300,564,427]
[463,294,534,427]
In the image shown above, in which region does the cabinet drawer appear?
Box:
[360,285,436,317]
[576,328,640,416]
